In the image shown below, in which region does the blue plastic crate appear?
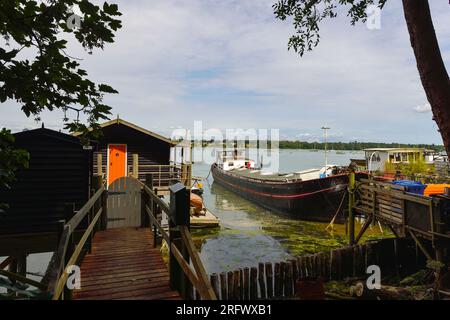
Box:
[392,180,426,195]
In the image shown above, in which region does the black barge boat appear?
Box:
[211,151,351,223]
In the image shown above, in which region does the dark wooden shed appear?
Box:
[0,128,93,236]
[77,118,190,190]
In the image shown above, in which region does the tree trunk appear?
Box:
[402,0,450,157]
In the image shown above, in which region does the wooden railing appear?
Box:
[352,177,450,259]
[128,164,192,188]
[44,176,107,300]
[141,175,216,300]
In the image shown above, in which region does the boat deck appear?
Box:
[225,167,317,182]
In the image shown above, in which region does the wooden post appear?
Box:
[274,262,281,297]
[133,154,139,179]
[348,170,356,245]
[210,274,220,299]
[258,263,266,299]
[285,262,293,297]
[250,267,258,300]
[227,271,234,300]
[243,267,250,300]
[169,183,190,299]
[88,175,102,252]
[17,254,27,277]
[233,270,241,300]
[101,189,108,231]
[96,153,102,176]
[279,261,286,297]
[220,272,227,300]
[143,174,153,229]
[265,262,273,298]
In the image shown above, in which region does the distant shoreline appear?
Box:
[188,141,445,152]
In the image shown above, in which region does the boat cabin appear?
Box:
[216,150,256,171]
[364,148,429,173]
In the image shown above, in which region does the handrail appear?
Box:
[142,181,216,300]
[45,185,105,299]
[145,205,170,244]
[51,207,103,299]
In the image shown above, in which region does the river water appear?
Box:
[190,148,386,274]
[2,148,387,282]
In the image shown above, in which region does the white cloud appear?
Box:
[413,103,432,114]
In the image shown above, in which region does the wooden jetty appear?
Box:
[1,174,216,300]
[190,209,220,228]
[72,228,179,300]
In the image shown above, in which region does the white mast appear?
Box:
[321,126,330,173]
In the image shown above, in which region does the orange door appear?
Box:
[108,144,126,185]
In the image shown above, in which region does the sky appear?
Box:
[1,0,450,144]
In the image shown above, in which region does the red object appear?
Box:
[295,277,325,300]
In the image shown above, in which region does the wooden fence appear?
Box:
[204,237,425,300]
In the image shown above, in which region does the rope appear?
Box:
[325,190,347,231]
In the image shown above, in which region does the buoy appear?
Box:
[190,192,204,215]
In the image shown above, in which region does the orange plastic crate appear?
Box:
[423,184,450,197]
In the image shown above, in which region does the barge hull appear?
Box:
[211,164,348,223]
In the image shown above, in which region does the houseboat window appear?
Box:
[401,153,408,162]
[394,153,401,162]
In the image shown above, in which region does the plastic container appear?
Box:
[391,180,426,195]
[423,184,450,197]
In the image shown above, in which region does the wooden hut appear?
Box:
[75,118,191,190]
[0,128,93,237]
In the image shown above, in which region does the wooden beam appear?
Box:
[66,187,104,231]
[146,205,170,244]
[0,269,47,291]
[0,256,15,270]
[407,229,432,261]
[133,154,139,179]
[354,215,373,245]
[180,226,217,300]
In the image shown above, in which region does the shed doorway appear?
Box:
[108,144,127,186]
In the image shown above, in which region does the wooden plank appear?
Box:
[243,267,250,300]
[180,226,216,300]
[265,262,273,299]
[73,228,178,301]
[210,274,220,300]
[284,262,293,297]
[250,267,257,300]
[233,270,241,300]
[258,263,266,299]
[0,257,15,269]
[220,272,227,300]
[274,262,281,297]
[227,271,234,300]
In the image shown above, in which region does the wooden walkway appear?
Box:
[72,228,180,300]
